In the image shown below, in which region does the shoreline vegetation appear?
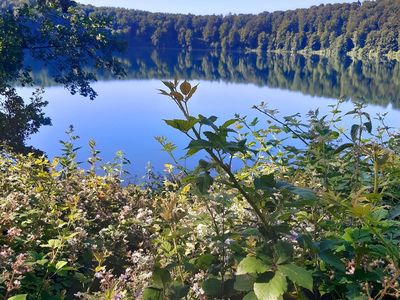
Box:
[2,0,400,299]
[2,84,400,299]
[246,48,400,62]
[3,0,400,61]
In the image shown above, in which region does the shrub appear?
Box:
[1,81,400,299]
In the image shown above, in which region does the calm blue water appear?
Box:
[19,50,400,178]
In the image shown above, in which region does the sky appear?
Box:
[77,0,357,15]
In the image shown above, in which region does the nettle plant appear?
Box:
[147,80,400,299]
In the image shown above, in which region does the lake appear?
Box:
[20,49,400,179]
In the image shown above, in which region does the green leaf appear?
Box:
[196,254,216,269]
[334,143,354,154]
[164,117,198,133]
[199,115,218,130]
[370,208,388,222]
[202,277,222,296]
[55,261,68,270]
[389,204,400,219]
[278,264,313,291]
[364,121,372,134]
[168,282,190,300]
[8,295,28,300]
[234,274,256,292]
[290,187,317,201]
[186,139,211,157]
[319,251,345,272]
[152,268,171,289]
[221,119,237,129]
[196,173,214,194]
[143,287,162,300]
[351,124,360,141]
[276,181,317,201]
[254,174,276,191]
[243,292,258,300]
[237,256,269,275]
[274,241,293,265]
[254,271,287,300]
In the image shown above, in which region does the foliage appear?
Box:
[0,0,125,153]
[0,130,154,299]
[2,80,400,299]
[78,0,399,57]
[153,80,400,299]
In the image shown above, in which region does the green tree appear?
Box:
[0,0,125,153]
[257,31,268,51]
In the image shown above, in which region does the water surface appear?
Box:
[23,49,400,177]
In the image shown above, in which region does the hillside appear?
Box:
[85,0,400,57]
[2,0,400,57]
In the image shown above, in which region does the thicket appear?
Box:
[2,82,400,299]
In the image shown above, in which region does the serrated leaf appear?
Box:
[164,117,198,133]
[278,264,313,291]
[254,271,287,300]
[237,257,270,275]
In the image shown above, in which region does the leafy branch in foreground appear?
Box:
[152,79,400,299]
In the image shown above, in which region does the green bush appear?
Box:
[1,81,400,299]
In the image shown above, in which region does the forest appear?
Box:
[3,0,400,57]
[85,0,398,57]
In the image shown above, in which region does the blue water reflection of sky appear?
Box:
[20,79,399,178]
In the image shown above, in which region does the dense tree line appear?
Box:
[5,0,400,56]
[79,0,400,56]
[27,48,400,108]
